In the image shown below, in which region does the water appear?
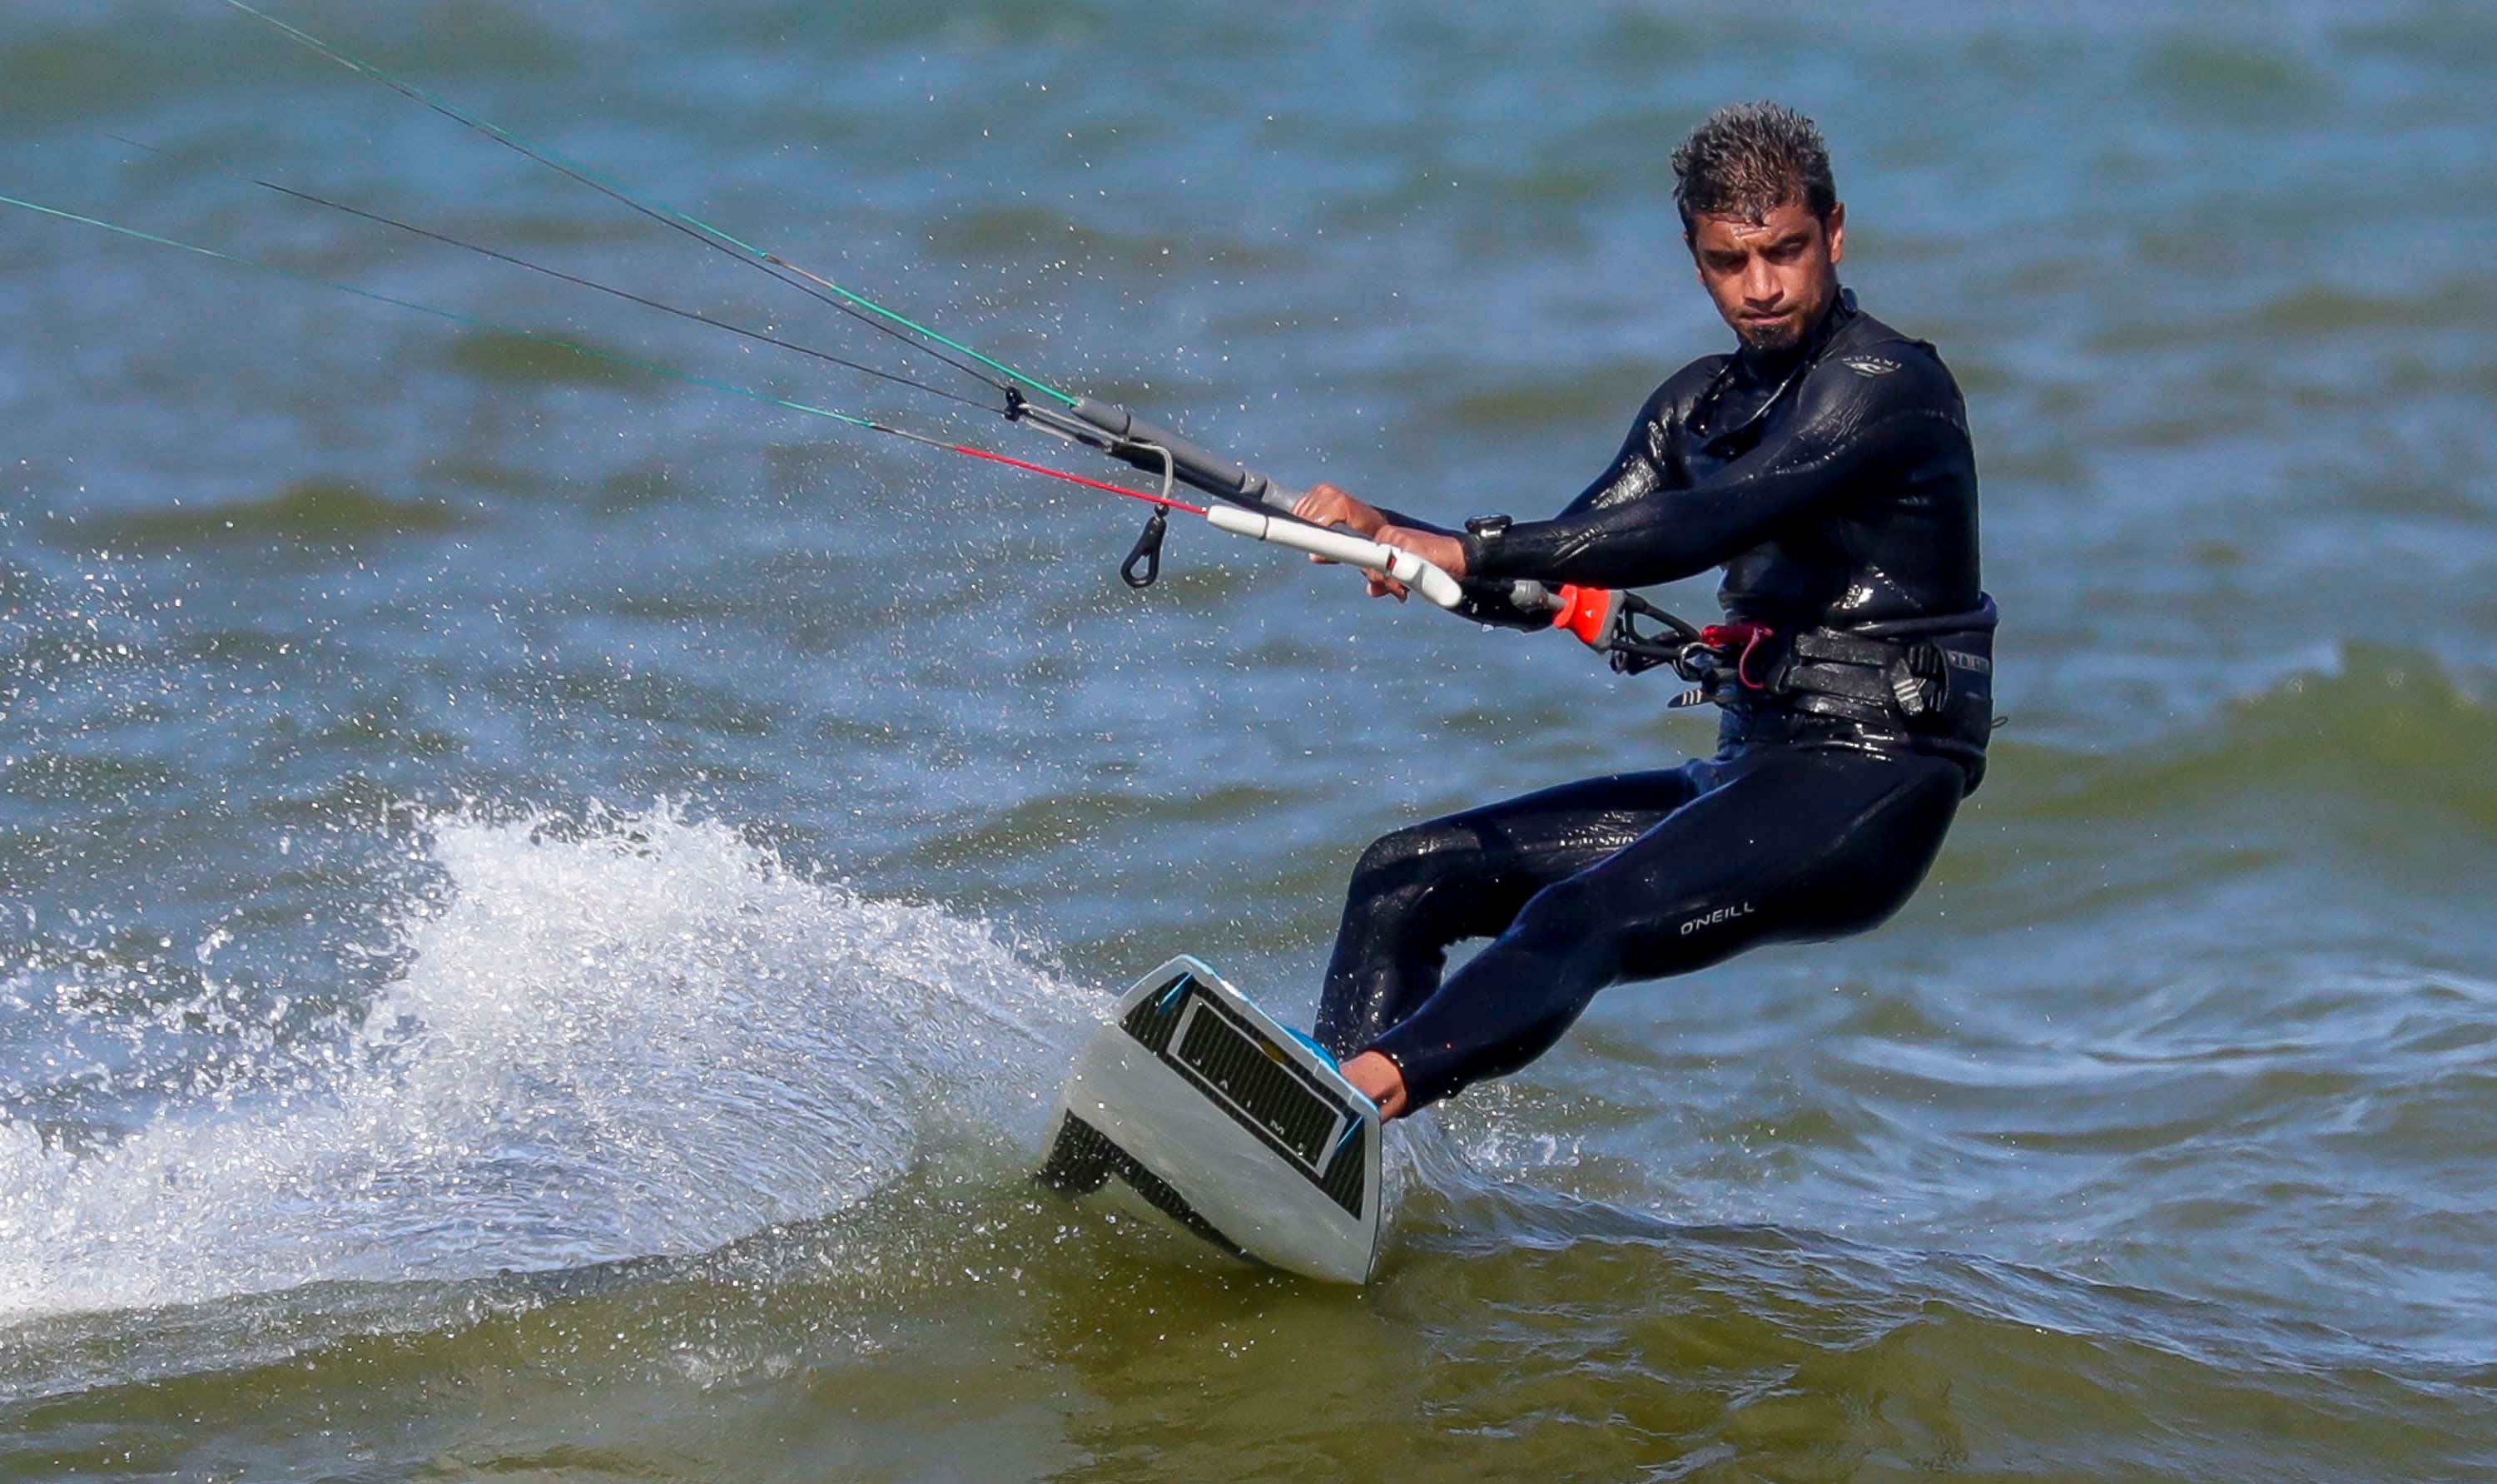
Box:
[4,2,2495,1477]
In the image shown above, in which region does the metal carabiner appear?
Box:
[1119,442,1177,588]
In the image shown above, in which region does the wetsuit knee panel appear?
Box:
[1502,875,1626,976]
[1350,821,1457,889]
[1348,811,1546,909]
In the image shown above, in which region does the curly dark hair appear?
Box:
[1670,102,1837,235]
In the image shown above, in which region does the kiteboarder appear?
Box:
[1303,102,1998,1118]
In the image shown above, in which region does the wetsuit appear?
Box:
[1313,288,1994,1110]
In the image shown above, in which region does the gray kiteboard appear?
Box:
[1037,955,1384,1284]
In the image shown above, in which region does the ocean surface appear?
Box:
[5,2,2495,1479]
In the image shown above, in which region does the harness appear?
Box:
[1546,585,2000,749]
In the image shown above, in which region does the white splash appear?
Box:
[0,803,1100,1320]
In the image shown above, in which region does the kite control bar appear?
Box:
[1015,390,1697,647]
[1014,389,1464,606]
[1052,394,1299,514]
[1204,506,1466,608]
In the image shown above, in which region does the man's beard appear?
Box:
[1735,314,1806,355]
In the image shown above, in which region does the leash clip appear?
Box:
[1695,622,1778,691]
[1118,441,1177,589]
[1121,509,1168,588]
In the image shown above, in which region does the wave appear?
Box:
[1984,642,2497,836]
[72,479,464,550]
[439,328,665,390]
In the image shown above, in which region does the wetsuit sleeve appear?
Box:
[1371,504,1454,537]
[1462,365,1958,589]
[1546,380,1683,527]
[1428,381,1685,628]
[1378,372,1681,541]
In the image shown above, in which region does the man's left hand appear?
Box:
[1374,524,1468,583]
[1347,524,1468,601]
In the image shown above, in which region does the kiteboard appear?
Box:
[1037,955,1383,1284]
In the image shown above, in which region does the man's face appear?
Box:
[1687,199,1845,355]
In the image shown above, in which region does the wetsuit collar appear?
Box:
[1735,285,1855,380]
[1690,286,1857,453]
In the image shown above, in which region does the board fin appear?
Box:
[1037,1114,1249,1259]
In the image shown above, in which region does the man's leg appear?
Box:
[1313,767,1708,1059]
[1367,746,1967,1109]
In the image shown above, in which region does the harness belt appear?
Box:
[1666,595,2000,749]
[1536,583,1998,780]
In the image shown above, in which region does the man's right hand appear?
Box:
[1293,482,1389,539]
[1293,482,1412,598]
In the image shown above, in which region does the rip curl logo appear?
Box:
[1842,355,1900,378]
[1679,901,1756,936]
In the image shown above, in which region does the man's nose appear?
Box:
[1742,262,1781,304]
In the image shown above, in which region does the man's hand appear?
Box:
[1374,524,1467,580]
[1293,482,1389,539]
[1291,484,1471,600]
[1340,1050,1409,1119]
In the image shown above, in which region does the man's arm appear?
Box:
[1459,365,1958,589]
[1292,378,1684,600]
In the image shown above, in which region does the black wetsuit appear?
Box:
[1313,289,1993,1109]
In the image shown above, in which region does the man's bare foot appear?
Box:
[1340,1050,1410,1120]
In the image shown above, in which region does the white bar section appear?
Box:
[1202,505,1465,609]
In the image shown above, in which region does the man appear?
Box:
[1296,102,1996,1119]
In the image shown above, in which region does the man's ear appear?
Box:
[1825,201,1846,266]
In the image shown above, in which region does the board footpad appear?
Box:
[1122,973,1368,1218]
